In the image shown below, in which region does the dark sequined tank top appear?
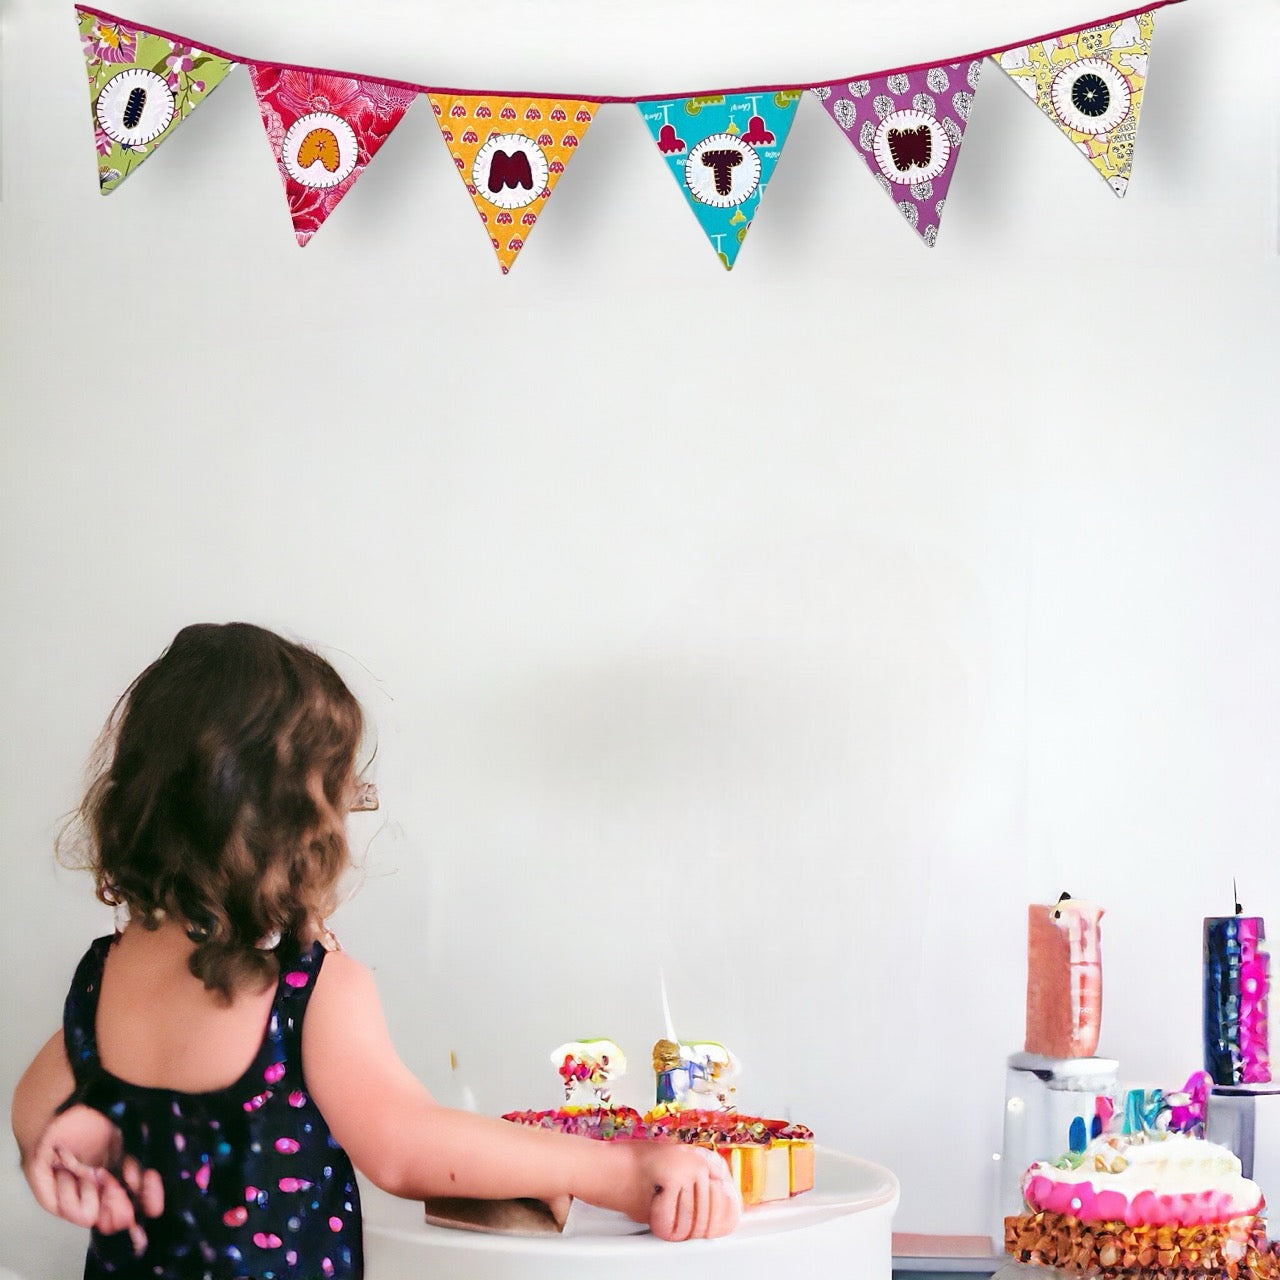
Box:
[63,934,363,1279]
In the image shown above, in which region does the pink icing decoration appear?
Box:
[288,1091,307,1108]
[223,1206,248,1228]
[264,1062,286,1084]
[194,1163,210,1192]
[285,971,309,988]
[1024,1174,1257,1226]
[275,1137,300,1154]
[253,1232,283,1249]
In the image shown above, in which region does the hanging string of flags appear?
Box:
[76,2,1181,270]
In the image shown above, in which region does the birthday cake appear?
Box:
[502,1037,815,1206]
[1005,1127,1276,1278]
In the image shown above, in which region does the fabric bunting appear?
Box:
[991,12,1156,196]
[250,67,418,246]
[70,1,1187,263]
[428,94,599,272]
[812,60,984,247]
[638,90,802,269]
[78,7,235,193]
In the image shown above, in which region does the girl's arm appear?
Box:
[303,953,740,1241]
[12,1032,163,1248]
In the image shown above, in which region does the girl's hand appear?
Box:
[24,1104,163,1256]
[625,1142,743,1241]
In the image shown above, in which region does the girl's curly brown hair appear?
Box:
[73,623,364,1000]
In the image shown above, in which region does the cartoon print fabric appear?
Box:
[78,8,235,193]
[812,61,984,247]
[64,936,363,1279]
[249,67,419,246]
[992,12,1156,196]
[638,90,802,269]
[427,94,599,272]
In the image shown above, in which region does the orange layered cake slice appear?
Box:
[644,1109,815,1206]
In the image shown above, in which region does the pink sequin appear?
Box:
[288,1091,307,1108]
[278,1177,312,1193]
[194,1163,211,1192]
[284,971,309,988]
[286,1251,298,1266]
[264,1062,286,1084]
[275,1137,301,1154]
[253,1231,283,1249]
[245,1186,259,1201]
[223,1206,248,1228]
[329,1215,343,1232]
[322,1260,334,1278]
[244,1092,269,1112]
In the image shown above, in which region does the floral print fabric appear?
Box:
[78,8,234,194]
[64,935,363,1280]
[249,67,418,245]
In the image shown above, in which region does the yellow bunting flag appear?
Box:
[427,94,598,272]
[991,12,1156,196]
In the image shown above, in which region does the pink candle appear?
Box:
[1025,893,1103,1058]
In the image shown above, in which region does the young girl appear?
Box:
[11,623,740,1278]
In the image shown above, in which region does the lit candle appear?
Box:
[1025,892,1103,1058]
[1204,906,1271,1085]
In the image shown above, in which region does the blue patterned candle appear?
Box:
[1204,913,1271,1085]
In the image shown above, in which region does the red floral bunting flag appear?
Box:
[427,93,598,273]
[250,65,418,245]
[991,12,1156,197]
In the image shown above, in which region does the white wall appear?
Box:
[3,0,1279,1263]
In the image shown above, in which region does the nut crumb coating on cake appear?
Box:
[1004,1210,1280,1278]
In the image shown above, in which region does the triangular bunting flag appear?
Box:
[812,60,984,247]
[78,7,236,193]
[638,90,801,269]
[992,12,1156,196]
[250,66,418,246]
[427,95,598,273]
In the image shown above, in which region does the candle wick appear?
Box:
[1057,891,1072,903]
[1234,877,1242,916]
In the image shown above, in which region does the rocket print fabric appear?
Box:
[427,94,599,272]
[638,90,802,269]
[991,12,1156,196]
[78,7,235,193]
[249,68,418,246]
[812,61,984,247]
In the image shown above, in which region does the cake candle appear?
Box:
[1025,892,1103,1059]
[1203,905,1271,1085]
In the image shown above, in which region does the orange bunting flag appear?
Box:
[991,12,1156,196]
[427,94,599,273]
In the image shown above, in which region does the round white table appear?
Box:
[363,1147,899,1280]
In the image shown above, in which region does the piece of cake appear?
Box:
[643,1108,815,1205]
[503,1036,815,1206]
[1005,1127,1278,1278]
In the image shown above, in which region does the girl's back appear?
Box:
[96,922,275,1094]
